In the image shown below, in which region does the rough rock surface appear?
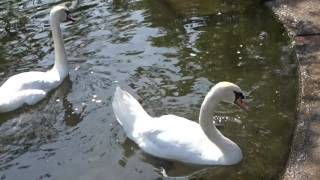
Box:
[267,0,320,179]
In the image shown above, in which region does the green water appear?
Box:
[0,0,297,179]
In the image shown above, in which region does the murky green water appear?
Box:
[0,0,297,179]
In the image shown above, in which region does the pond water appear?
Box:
[0,0,297,179]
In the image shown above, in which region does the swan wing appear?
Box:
[0,71,62,112]
[139,115,223,165]
[0,71,60,92]
[0,89,47,112]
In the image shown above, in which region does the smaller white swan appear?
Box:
[112,82,249,165]
[0,5,75,112]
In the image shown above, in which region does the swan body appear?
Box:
[0,5,74,112]
[112,82,249,165]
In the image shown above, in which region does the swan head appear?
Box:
[50,5,75,23]
[212,82,249,111]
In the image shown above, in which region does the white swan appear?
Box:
[0,5,75,112]
[112,82,249,165]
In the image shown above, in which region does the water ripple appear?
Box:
[0,0,297,179]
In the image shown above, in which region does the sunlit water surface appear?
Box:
[0,0,297,179]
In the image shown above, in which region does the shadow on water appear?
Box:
[0,0,297,179]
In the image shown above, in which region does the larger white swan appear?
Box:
[0,5,75,112]
[112,82,249,165]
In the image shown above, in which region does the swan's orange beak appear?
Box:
[235,98,249,112]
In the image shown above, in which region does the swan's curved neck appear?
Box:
[50,14,68,78]
[199,89,241,163]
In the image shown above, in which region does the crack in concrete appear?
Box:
[297,33,320,37]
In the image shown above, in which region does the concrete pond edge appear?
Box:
[267,0,320,179]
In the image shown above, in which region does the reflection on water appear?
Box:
[0,0,297,179]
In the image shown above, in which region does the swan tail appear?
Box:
[112,87,151,138]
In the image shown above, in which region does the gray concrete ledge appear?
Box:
[267,0,320,179]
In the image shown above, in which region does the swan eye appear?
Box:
[65,10,70,15]
[234,91,244,101]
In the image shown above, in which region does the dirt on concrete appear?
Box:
[267,0,320,179]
